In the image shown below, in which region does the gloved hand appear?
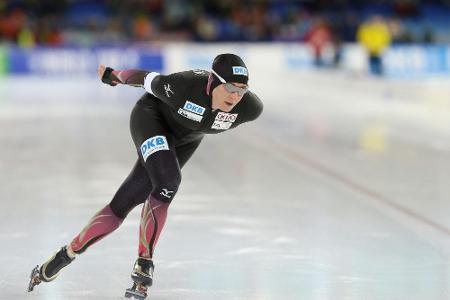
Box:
[98,65,119,86]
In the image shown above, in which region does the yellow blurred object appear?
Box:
[359,123,389,154]
[17,27,35,48]
[357,17,391,56]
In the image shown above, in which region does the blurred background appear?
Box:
[1,0,450,76]
[1,1,450,300]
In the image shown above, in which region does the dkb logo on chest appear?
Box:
[183,101,205,116]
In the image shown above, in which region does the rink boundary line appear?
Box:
[239,129,450,237]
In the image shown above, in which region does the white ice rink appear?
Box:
[1,70,450,299]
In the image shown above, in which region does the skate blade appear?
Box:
[125,286,147,300]
[28,265,41,292]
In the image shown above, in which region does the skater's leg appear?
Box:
[138,196,170,259]
[126,99,202,296]
[32,195,128,286]
[130,194,169,294]
[125,140,203,296]
[127,134,180,295]
[29,160,153,291]
[137,139,202,259]
[69,204,123,254]
[130,100,181,259]
[109,159,153,219]
[70,159,152,254]
[138,150,180,259]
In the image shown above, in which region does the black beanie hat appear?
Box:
[212,53,249,84]
[208,53,249,95]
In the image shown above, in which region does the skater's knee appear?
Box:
[143,148,182,203]
[109,203,127,219]
[109,199,141,219]
[151,176,181,203]
[148,160,181,202]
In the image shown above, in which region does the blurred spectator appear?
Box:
[1,9,27,43]
[37,17,63,46]
[132,14,154,41]
[194,16,218,41]
[388,18,412,43]
[0,0,449,46]
[330,24,343,68]
[17,25,35,48]
[304,17,332,67]
[422,26,435,44]
[357,15,391,76]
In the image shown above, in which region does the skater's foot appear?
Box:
[125,258,154,299]
[131,257,154,286]
[40,246,75,282]
[28,246,75,292]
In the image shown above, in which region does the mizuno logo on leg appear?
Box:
[160,189,174,199]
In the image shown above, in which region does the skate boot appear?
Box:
[125,258,154,300]
[28,246,75,292]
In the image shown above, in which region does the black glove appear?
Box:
[101,67,117,86]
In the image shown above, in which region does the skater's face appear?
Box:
[211,82,247,112]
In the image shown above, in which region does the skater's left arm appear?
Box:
[98,64,149,87]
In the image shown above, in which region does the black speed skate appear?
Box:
[125,258,154,300]
[28,246,75,292]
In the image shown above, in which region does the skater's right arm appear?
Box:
[98,64,186,109]
[98,65,149,87]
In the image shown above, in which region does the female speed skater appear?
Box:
[28,53,263,299]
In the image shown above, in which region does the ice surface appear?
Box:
[1,71,450,299]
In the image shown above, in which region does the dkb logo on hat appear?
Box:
[212,53,249,85]
[232,66,248,76]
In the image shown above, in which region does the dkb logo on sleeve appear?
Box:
[140,135,169,162]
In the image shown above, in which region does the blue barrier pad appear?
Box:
[7,46,163,75]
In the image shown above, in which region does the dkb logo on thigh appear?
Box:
[140,135,169,162]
